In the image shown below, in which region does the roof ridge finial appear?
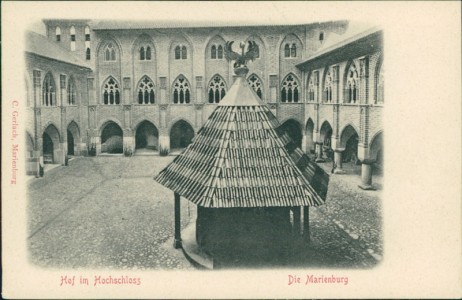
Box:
[224,41,258,77]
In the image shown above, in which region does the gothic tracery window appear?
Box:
[324,70,333,102]
[42,72,56,107]
[102,77,120,105]
[67,77,76,105]
[247,74,263,100]
[208,75,226,103]
[281,74,299,103]
[139,46,152,60]
[104,43,116,61]
[172,76,191,104]
[346,64,359,103]
[137,76,155,104]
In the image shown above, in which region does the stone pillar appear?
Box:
[195,76,203,104]
[60,106,68,165]
[315,142,324,162]
[173,192,182,249]
[332,65,339,103]
[301,133,307,153]
[359,162,375,190]
[33,71,43,176]
[195,104,203,127]
[159,77,167,104]
[60,74,67,106]
[159,104,170,154]
[123,77,131,105]
[313,71,319,103]
[87,78,96,105]
[359,56,369,104]
[269,74,278,103]
[334,150,346,174]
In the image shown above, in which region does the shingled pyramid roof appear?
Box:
[154,69,328,208]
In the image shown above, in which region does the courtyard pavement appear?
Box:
[27,156,382,270]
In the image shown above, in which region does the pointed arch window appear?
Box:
[174,45,188,60]
[247,74,263,100]
[346,64,359,103]
[85,26,90,41]
[70,26,76,51]
[291,43,297,57]
[172,76,191,104]
[67,77,76,105]
[137,76,155,104]
[210,44,224,59]
[324,70,333,102]
[104,43,116,61]
[308,77,315,102]
[42,73,56,107]
[377,66,384,104]
[86,47,91,60]
[55,26,61,42]
[284,44,290,58]
[208,75,226,104]
[139,45,152,61]
[102,77,120,105]
[281,74,299,103]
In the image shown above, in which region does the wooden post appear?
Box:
[173,192,182,249]
[303,206,310,244]
[293,206,301,237]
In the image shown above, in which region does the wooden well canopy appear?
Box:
[154,66,329,208]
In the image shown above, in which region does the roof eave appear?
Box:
[25,52,93,71]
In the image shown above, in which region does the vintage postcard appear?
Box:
[2,1,461,299]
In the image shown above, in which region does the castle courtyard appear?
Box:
[27,156,382,269]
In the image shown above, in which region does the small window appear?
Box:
[308,77,315,102]
[211,45,216,59]
[146,46,151,60]
[70,26,76,42]
[42,72,56,107]
[55,26,61,42]
[217,45,223,59]
[67,78,76,105]
[175,46,181,60]
[140,47,145,60]
[86,47,91,60]
[85,26,90,41]
[291,43,297,57]
[324,70,333,102]
[284,44,290,58]
[181,46,187,59]
[319,32,324,42]
[175,45,188,60]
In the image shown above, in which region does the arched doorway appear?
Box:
[279,119,302,148]
[67,130,75,155]
[305,118,315,154]
[319,121,333,159]
[135,121,159,153]
[370,131,384,173]
[43,124,61,164]
[170,120,194,151]
[101,121,123,154]
[67,121,80,156]
[340,125,360,165]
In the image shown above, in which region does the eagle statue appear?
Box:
[225,41,259,68]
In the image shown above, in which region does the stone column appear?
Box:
[334,150,346,174]
[60,74,67,106]
[195,104,204,127]
[159,77,167,104]
[60,106,68,165]
[123,77,131,105]
[313,71,319,103]
[87,78,96,105]
[159,105,170,154]
[315,142,324,162]
[123,105,133,155]
[33,71,43,176]
[359,162,375,190]
[173,192,182,249]
[269,74,278,103]
[195,76,203,104]
[359,56,369,104]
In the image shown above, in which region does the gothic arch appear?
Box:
[168,34,194,59]
[135,75,156,104]
[279,119,302,148]
[369,130,383,161]
[339,123,360,149]
[375,54,384,104]
[343,59,360,103]
[98,118,123,135]
[171,75,192,104]
[207,74,228,103]
[205,34,226,58]
[278,33,304,56]
[96,37,123,58]
[244,34,267,58]
[132,33,156,61]
[134,120,159,151]
[169,119,195,150]
[247,73,264,100]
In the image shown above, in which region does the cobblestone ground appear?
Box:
[28,156,382,270]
